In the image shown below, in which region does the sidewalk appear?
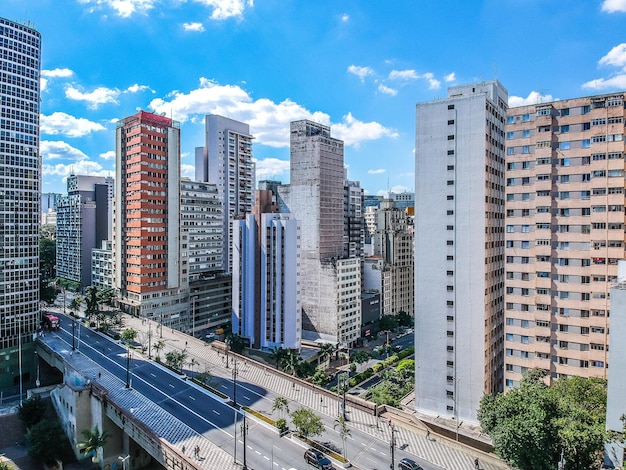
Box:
[120,314,511,470]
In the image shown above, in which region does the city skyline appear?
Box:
[2,1,626,195]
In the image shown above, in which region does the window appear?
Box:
[506,131,514,139]
[522,113,531,122]
[522,225,530,233]
[507,225,514,233]
[560,125,570,133]
[560,191,570,200]
[582,139,590,148]
[536,109,550,116]
[448,104,455,110]
[523,130,531,138]
[582,105,590,114]
[447,150,454,155]
[561,108,570,116]
[447,135,455,140]
[522,145,530,154]
[522,161,530,169]
[507,116,515,124]
[560,141,570,150]
[448,119,455,125]
[560,175,569,183]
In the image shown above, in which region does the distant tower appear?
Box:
[114,111,188,328]
[414,80,508,425]
[56,175,114,288]
[0,17,42,394]
[195,115,255,273]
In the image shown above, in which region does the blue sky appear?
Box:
[3,0,626,196]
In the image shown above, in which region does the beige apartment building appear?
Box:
[504,92,626,388]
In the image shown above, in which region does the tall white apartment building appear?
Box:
[0,18,41,393]
[415,81,507,424]
[195,115,255,273]
[278,120,362,345]
[504,92,626,388]
[232,190,301,350]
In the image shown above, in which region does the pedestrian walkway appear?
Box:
[121,315,511,470]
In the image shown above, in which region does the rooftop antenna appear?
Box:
[537,89,549,104]
[493,60,498,80]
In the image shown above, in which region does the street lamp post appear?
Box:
[388,420,396,470]
[118,455,130,470]
[17,317,23,406]
[72,317,76,350]
[125,348,132,388]
[241,412,249,470]
[232,357,240,406]
[148,323,152,360]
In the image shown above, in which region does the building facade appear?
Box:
[195,115,255,273]
[182,179,231,335]
[56,175,113,288]
[415,81,507,424]
[0,18,41,393]
[232,207,302,351]
[504,92,626,388]
[114,111,188,329]
[91,240,113,290]
[279,120,362,346]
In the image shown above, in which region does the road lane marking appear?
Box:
[150,373,156,377]
[189,396,195,400]
[263,455,269,460]
[243,395,250,400]
[169,383,175,388]
[212,410,220,415]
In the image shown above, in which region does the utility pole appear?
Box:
[388,420,396,470]
[241,412,249,470]
[232,357,239,406]
[72,317,76,350]
[148,323,152,360]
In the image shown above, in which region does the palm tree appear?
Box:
[318,343,335,367]
[77,426,109,463]
[269,346,287,371]
[272,396,290,419]
[188,357,199,377]
[333,416,351,458]
[282,351,301,376]
[69,296,83,319]
[152,339,166,361]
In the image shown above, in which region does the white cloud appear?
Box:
[40,140,90,161]
[368,169,386,174]
[65,85,120,109]
[183,22,205,31]
[40,112,106,138]
[389,69,440,89]
[602,0,626,13]
[340,13,349,22]
[581,74,626,90]
[193,0,254,20]
[378,84,397,96]
[148,78,396,148]
[181,163,196,180]
[100,150,116,160]
[347,65,374,82]
[41,68,74,78]
[508,91,555,107]
[126,83,154,93]
[599,43,626,68]
[332,112,398,147]
[389,69,418,80]
[78,0,158,18]
[254,157,290,181]
[43,160,111,179]
[444,72,456,82]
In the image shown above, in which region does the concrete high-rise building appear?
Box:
[232,190,301,350]
[504,92,626,388]
[279,120,361,346]
[182,179,232,335]
[91,240,113,290]
[344,178,364,259]
[0,18,41,393]
[195,115,255,273]
[114,111,188,328]
[414,81,508,424]
[56,175,114,288]
[368,199,414,317]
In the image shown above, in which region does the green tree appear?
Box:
[195,370,214,387]
[334,416,351,457]
[290,407,324,439]
[121,328,137,343]
[551,376,607,469]
[0,460,13,470]
[351,350,370,372]
[317,343,335,367]
[152,339,166,361]
[396,359,415,381]
[311,368,331,387]
[379,315,398,331]
[272,396,290,419]
[295,360,316,379]
[77,426,109,463]
[68,295,83,318]
[18,396,47,429]
[282,350,301,376]
[478,369,606,470]
[26,419,65,463]
[397,311,413,327]
[39,238,56,280]
[269,346,288,371]
[368,380,403,407]
[225,334,245,354]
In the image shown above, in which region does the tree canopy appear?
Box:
[478,369,606,470]
[290,407,324,439]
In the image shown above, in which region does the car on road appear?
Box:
[304,448,333,469]
[398,458,423,470]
